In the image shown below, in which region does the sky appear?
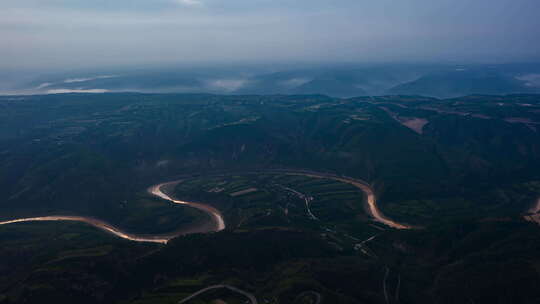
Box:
[1,0,540,70]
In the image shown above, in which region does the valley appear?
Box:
[0,169,407,245]
[1,93,540,304]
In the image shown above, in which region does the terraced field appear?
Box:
[170,173,384,249]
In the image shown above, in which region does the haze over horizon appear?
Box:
[2,0,540,70]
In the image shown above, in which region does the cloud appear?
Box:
[64,75,118,83]
[280,78,311,87]
[207,79,248,92]
[173,0,202,6]
[517,74,540,87]
[36,82,52,89]
[46,89,109,94]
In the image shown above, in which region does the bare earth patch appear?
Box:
[470,114,492,119]
[230,188,258,197]
[379,106,428,134]
[525,214,540,225]
[529,198,540,214]
[505,117,537,124]
[505,117,540,132]
[524,198,540,225]
[399,118,429,134]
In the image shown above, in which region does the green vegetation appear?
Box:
[0,93,540,303]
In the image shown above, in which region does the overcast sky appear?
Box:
[1,0,539,69]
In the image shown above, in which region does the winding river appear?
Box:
[0,171,410,244]
[0,181,225,244]
[282,171,411,229]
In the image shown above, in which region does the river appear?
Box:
[0,181,226,244]
[0,171,410,244]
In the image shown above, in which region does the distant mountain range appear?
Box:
[3,63,540,98]
[388,68,539,98]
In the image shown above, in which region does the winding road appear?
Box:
[177,284,257,304]
[0,170,410,244]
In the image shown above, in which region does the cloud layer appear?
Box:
[1,0,539,69]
